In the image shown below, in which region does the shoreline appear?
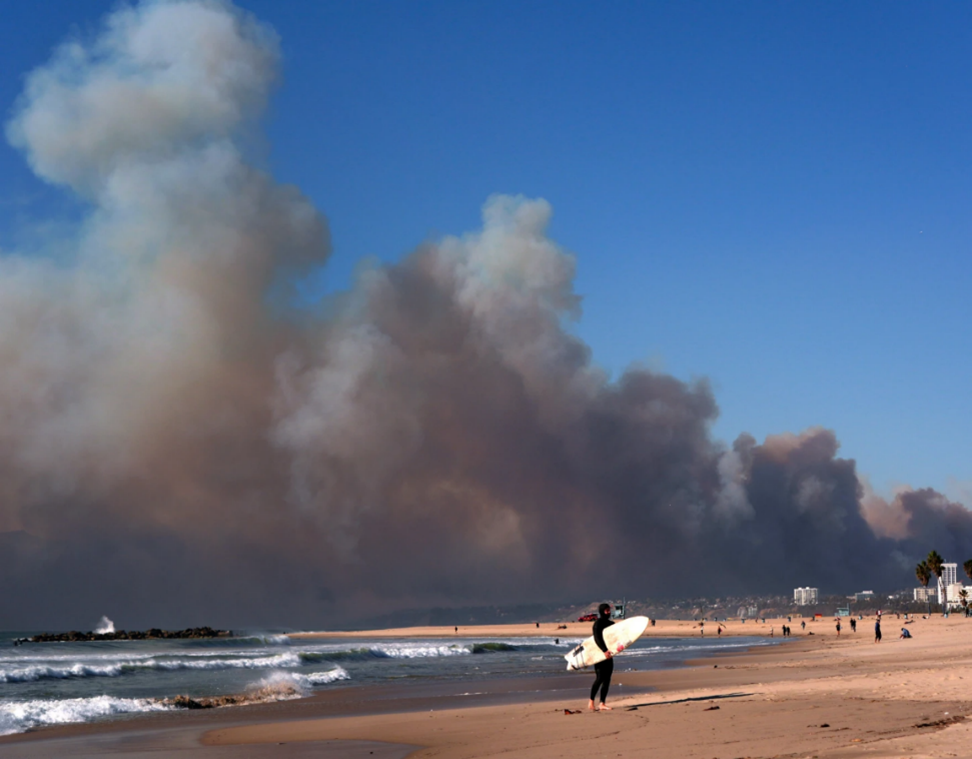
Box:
[5,616,972,757]
[288,616,799,641]
[0,620,769,754]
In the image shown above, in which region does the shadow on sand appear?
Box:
[622,691,755,710]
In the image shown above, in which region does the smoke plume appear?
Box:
[2,0,970,629]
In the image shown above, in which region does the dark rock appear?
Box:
[22,626,232,643]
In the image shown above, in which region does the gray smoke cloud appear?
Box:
[2,0,970,629]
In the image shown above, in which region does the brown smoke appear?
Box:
[1,0,970,629]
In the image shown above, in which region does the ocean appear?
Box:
[0,630,777,736]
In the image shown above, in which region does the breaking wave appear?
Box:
[0,652,304,683]
[0,666,349,735]
[0,696,171,736]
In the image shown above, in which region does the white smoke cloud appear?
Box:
[0,0,329,541]
[2,0,972,629]
[7,0,278,196]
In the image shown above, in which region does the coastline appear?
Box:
[287,617,790,641]
[4,615,972,757]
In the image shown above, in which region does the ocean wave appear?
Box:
[298,644,471,661]
[366,644,471,659]
[0,652,304,682]
[293,667,350,687]
[620,637,778,658]
[0,696,171,736]
[0,666,350,735]
[471,642,518,653]
[161,668,350,711]
[220,634,292,646]
[0,662,128,682]
[295,639,569,661]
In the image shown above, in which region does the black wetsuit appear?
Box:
[590,615,614,703]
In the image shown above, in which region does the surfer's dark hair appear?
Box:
[598,603,611,616]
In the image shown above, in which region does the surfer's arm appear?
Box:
[593,619,613,653]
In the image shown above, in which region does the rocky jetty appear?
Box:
[163,680,302,710]
[18,626,231,644]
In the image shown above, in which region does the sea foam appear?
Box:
[0,652,305,682]
[0,696,171,736]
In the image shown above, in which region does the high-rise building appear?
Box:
[794,587,818,606]
[939,563,958,603]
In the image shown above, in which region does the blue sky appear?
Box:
[1,0,970,498]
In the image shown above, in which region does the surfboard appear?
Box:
[564,615,649,671]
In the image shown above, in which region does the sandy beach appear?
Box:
[288,617,810,641]
[3,614,972,758]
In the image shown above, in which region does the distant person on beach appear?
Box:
[850,618,856,633]
[589,603,615,712]
[835,620,841,636]
[899,628,912,639]
[874,619,882,643]
[801,620,806,630]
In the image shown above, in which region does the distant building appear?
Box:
[794,587,818,606]
[944,582,971,608]
[914,587,937,603]
[855,590,875,603]
[939,563,959,603]
[943,563,958,586]
[737,605,759,619]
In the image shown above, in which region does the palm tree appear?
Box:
[916,561,932,615]
[927,550,945,614]
[965,561,972,618]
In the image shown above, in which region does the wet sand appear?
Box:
[5,614,972,757]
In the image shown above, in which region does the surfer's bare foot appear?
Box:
[588,700,596,711]
[598,703,613,711]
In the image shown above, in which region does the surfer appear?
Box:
[588,603,615,712]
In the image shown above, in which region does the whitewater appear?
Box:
[0,631,777,736]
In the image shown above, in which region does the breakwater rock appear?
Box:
[18,626,231,644]
[163,682,302,710]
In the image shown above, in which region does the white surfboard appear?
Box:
[564,616,649,671]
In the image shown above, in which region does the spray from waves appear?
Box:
[237,634,291,645]
[163,668,349,710]
[93,616,115,634]
[0,668,350,734]
[299,667,350,686]
[0,695,171,736]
